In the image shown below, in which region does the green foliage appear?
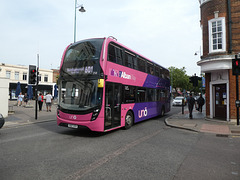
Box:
[168,66,189,91]
[168,66,204,94]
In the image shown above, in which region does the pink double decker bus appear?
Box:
[57,37,170,132]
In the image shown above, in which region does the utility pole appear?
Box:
[35,54,39,120]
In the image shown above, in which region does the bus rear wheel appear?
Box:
[124,111,133,130]
[160,107,165,117]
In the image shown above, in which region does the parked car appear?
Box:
[0,113,5,129]
[172,96,186,106]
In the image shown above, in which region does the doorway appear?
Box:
[214,84,227,119]
[105,82,121,130]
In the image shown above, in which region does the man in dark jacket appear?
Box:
[197,94,205,112]
[186,93,196,119]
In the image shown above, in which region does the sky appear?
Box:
[0,0,202,76]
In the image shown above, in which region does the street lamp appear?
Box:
[74,0,86,43]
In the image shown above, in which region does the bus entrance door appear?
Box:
[105,82,121,130]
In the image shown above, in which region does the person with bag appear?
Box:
[38,93,44,111]
[197,94,205,112]
[186,93,196,119]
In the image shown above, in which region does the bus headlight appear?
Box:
[91,109,100,121]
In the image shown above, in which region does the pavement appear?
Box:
[3,101,240,136]
[4,100,57,128]
[165,106,240,136]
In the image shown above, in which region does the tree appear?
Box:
[168,66,190,93]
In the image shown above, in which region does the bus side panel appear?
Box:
[132,102,162,123]
[106,62,148,87]
[120,101,166,126]
[143,74,170,89]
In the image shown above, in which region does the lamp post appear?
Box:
[74,0,86,43]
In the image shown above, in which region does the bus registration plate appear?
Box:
[68,124,78,129]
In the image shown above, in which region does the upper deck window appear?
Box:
[125,51,137,69]
[137,57,146,73]
[108,43,123,65]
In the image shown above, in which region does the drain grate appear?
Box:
[216,134,229,137]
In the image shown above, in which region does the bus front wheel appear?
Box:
[124,111,133,130]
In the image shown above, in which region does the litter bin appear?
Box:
[0,114,5,129]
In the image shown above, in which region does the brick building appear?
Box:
[197,0,240,121]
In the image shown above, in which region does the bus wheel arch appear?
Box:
[124,110,134,130]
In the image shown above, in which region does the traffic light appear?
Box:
[28,65,37,85]
[189,76,194,84]
[189,75,201,87]
[232,55,240,75]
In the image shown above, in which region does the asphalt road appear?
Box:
[0,107,239,180]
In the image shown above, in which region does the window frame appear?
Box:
[6,71,11,79]
[123,85,137,103]
[208,17,226,53]
[44,75,48,82]
[108,43,123,65]
[23,72,27,81]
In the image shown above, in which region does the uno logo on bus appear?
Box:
[138,107,148,118]
[69,115,77,120]
[110,69,131,80]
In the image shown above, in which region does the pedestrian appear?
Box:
[186,93,196,119]
[23,93,29,105]
[197,94,205,112]
[38,93,44,111]
[45,92,53,112]
[17,92,24,106]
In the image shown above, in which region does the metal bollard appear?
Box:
[182,99,184,114]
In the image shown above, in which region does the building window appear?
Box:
[38,74,42,82]
[44,75,48,82]
[208,17,226,53]
[23,73,27,81]
[6,71,11,79]
[15,72,19,80]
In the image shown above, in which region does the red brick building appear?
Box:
[197,0,240,121]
